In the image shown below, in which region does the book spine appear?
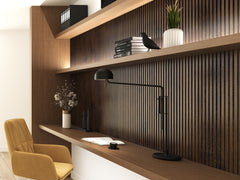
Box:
[115,50,131,55]
[115,47,148,53]
[114,49,149,58]
[114,51,147,58]
[115,43,131,50]
[114,51,131,58]
[115,40,144,47]
[115,42,146,52]
[115,37,142,45]
[115,43,145,50]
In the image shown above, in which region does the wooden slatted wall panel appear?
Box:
[70,0,240,174]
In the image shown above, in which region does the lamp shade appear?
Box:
[94,68,113,80]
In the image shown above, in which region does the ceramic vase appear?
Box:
[62,110,71,128]
[163,28,183,48]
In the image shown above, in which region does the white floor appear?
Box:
[0,152,31,180]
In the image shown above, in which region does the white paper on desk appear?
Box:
[81,137,125,146]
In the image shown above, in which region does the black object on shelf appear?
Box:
[82,110,85,129]
[78,109,91,132]
[78,110,86,131]
[108,142,119,150]
[94,68,181,161]
[101,0,116,8]
[86,108,91,132]
[61,5,88,31]
[141,32,160,51]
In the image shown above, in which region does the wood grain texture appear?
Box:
[31,6,71,148]
[68,0,240,174]
[41,6,67,36]
[57,33,240,74]
[40,124,240,180]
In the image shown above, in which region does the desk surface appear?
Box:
[39,124,240,180]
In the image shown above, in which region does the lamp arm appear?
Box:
[106,79,168,154]
[106,79,164,89]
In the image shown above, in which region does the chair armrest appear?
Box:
[34,144,72,163]
[12,151,58,180]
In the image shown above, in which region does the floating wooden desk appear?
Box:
[39,124,240,180]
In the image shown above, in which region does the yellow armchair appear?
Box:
[4,118,73,180]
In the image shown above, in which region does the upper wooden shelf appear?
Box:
[56,33,240,74]
[39,124,240,180]
[56,0,153,39]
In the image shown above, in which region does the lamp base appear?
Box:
[152,152,181,161]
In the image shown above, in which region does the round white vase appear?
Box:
[62,110,71,128]
[163,28,183,48]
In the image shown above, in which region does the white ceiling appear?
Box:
[0,0,100,30]
[41,0,80,6]
[42,0,101,16]
[0,0,45,29]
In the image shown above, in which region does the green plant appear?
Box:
[167,0,182,29]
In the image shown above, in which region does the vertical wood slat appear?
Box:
[216,52,221,169]
[225,52,229,171]
[233,50,238,174]
[69,0,240,175]
[238,50,240,175]
[212,53,217,168]
[229,51,234,173]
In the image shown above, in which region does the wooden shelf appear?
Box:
[56,33,240,74]
[56,0,153,39]
[39,124,240,180]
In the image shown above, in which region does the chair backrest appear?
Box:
[4,119,34,159]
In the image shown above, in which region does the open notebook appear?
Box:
[81,137,125,146]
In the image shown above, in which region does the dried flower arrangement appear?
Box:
[54,80,78,112]
[167,0,183,29]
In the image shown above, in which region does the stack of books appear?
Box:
[114,37,148,58]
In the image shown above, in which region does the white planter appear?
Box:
[163,28,183,48]
[62,110,71,128]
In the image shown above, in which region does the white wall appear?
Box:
[0,30,31,152]
[71,144,149,180]
[73,0,101,15]
[42,0,101,16]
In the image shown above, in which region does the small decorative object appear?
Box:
[61,5,88,31]
[54,80,78,128]
[163,0,183,48]
[62,110,71,128]
[114,36,148,58]
[101,0,116,8]
[108,142,119,150]
[79,109,91,132]
[141,32,160,51]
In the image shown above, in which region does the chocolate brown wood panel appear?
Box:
[41,6,67,36]
[64,0,240,175]
[31,6,71,148]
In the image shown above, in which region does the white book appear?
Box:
[81,137,125,146]
[67,9,70,20]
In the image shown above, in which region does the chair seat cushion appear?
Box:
[54,162,73,180]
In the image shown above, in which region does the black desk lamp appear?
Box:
[94,68,181,161]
